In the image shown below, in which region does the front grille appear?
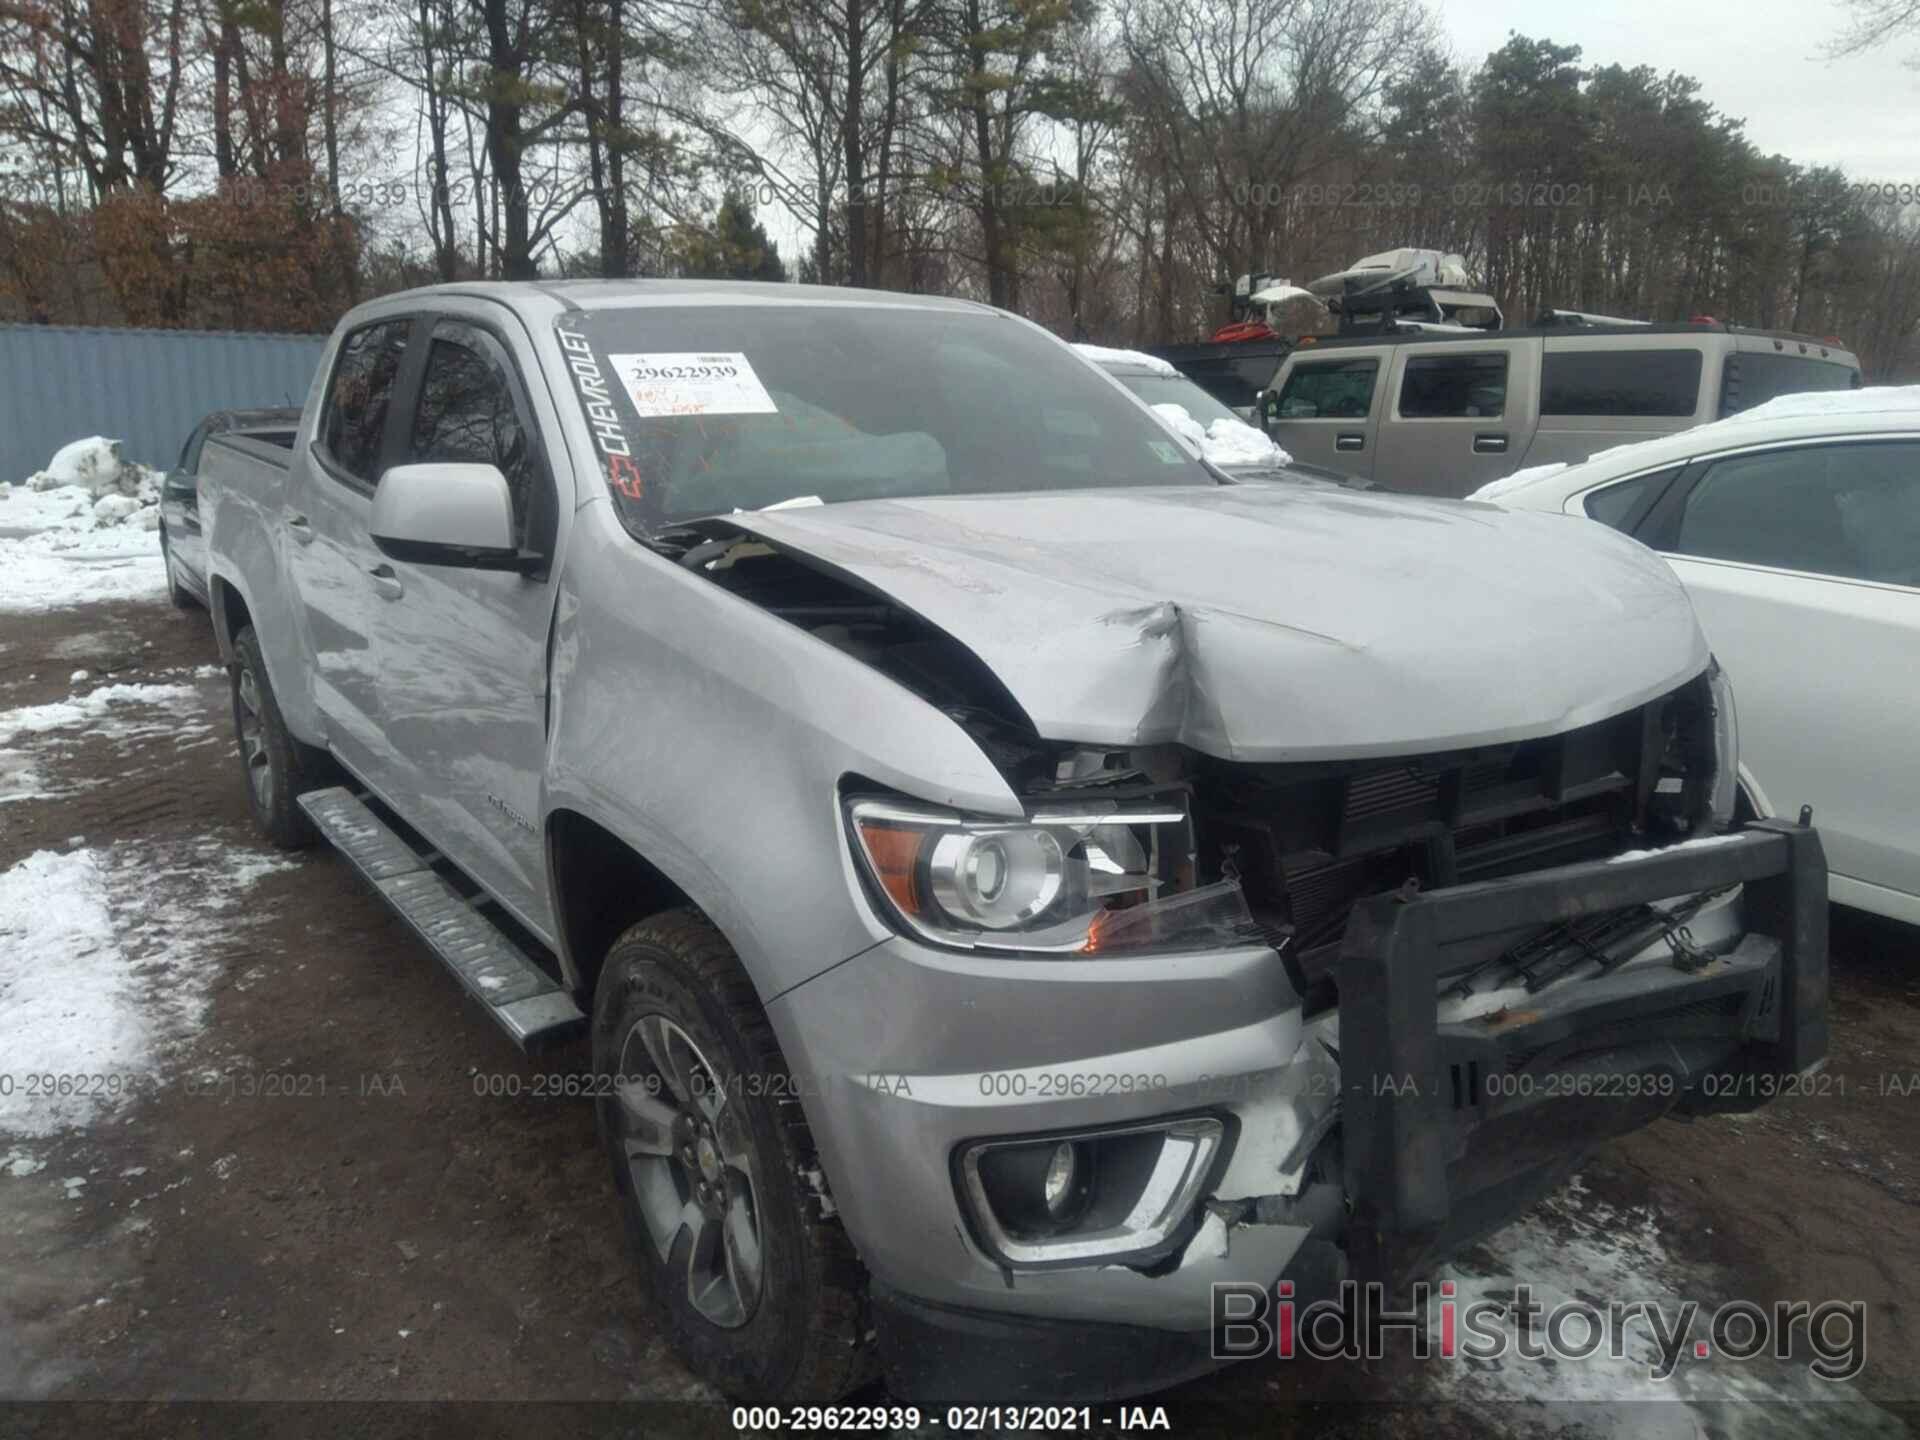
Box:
[1344,766,1441,823]
[1198,690,1684,975]
[1283,848,1419,952]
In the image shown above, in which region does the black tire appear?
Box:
[592,909,872,1402]
[229,625,326,849]
[160,528,195,610]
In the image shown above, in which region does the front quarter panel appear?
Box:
[543,502,1023,999]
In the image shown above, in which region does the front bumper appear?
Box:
[767,819,1826,1401]
[1338,817,1827,1292]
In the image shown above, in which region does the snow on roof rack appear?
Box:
[1533,308,1653,327]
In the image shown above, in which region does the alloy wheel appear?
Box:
[235,665,274,810]
[613,1014,765,1328]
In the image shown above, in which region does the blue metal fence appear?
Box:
[0,323,329,482]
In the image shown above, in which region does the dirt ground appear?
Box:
[1,595,1916,1440]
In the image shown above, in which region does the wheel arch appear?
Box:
[209,573,253,665]
[547,807,712,1001]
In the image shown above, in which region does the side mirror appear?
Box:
[1253,390,1274,438]
[370,462,532,572]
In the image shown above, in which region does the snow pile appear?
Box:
[1202,415,1292,468]
[1150,402,1292,470]
[1073,342,1180,376]
[0,839,296,1139]
[1723,383,1920,426]
[0,438,168,611]
[25,438,137,498]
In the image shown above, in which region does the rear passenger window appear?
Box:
[1275,359,1378,419]
[321,320,412,484]
[1543,351,1702,417]
[1720,353,1861,416]
[1398,353,1507,418]
[1673,442,1920,584]
[408,325,539,539]
[1582,466,1681,532]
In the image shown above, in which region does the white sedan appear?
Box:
[1474,386,1920,924]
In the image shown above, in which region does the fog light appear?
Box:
[958,1118,1225,1270]
[1043,1141,1080,1217]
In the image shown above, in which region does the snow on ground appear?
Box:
[0,682,201,743]
[0,838,296,1141]
[1,439,167,613]
[0,682,210,785]
[1150,402,1293,469]
[0,748,48,803]
[1426,1179,1904,1436]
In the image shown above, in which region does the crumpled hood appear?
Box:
[728,484,1708,762]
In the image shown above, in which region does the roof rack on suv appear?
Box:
[1303,249,1504,337]
[1533,308,1655,328]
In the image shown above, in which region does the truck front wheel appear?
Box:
[592,909,871,1402]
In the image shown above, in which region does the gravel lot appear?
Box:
[2,593,1917,1439]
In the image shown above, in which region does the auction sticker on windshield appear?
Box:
[608,352,778,417]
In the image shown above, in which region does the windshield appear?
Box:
[1111,372,1242,429]
[555,305,1214,529]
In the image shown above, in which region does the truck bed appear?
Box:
[200,430,298,641]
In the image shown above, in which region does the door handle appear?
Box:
[1473,433,1509,454]
[367,564,404,601]
[1336,433,1366,452]
[286,514,314,545]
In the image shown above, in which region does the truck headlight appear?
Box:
[1707,657,1740,829]
[1652,661,1741,836]
[928,827,1067,928]
[846,793,1251,955]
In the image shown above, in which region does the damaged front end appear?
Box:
[679,516,1826,1403]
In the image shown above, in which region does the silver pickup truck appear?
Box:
[201,279,1829,1407]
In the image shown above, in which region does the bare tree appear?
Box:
[1118,0,1430,286]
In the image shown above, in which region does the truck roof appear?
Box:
[365,278,994,318]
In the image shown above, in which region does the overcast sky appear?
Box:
[1441,0,1920,178]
